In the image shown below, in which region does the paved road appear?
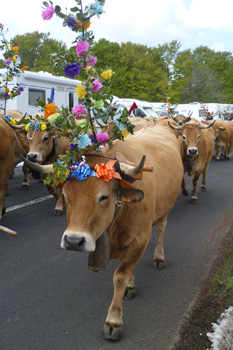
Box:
[1,157,233,350]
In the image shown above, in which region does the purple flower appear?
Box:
[86,56,97,66]
[66,16,77,28]
[76,40,90,57]
[5,58,11,64]
[92,79,103,92]
[90,134,96,144]
[96,132,109,146]
[19,86,24,92]
[69,144,76,150]
[64,63,81,79]
[41,5,55,20]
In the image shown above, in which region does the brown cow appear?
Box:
[0,116,16,219]
[23,124,184,340]
[0,110,30,187]
[26,124,70,215]
[211,119,233,160]
[169,121,215,203]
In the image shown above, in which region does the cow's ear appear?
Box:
[114,187,144,203]
[219,126,225,131]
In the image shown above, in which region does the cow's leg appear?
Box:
[181,176,189,196]
[153,214,168,269]
[215,146,221,160]
[104,239,147,340]
[124,273,135,300]
[191,172,201,203]
[223,143,229,158]
[226,142,233,159]
[46,185,63,216]
[22,163,30,189]
[200,161,211,191]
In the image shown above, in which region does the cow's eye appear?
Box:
[182,135,186,140]
[99,195,109,202]
[197,135,200,140]
[42,135,49,142]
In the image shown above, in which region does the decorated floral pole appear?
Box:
[37,0,134,186]
[0,23,28,114]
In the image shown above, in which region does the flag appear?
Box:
[128,102,138,116]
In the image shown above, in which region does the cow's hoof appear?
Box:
[152,259,165,269]
[216,158,220,161]
[182,189,189,196]
[103,322,123,341]
[22,184,29,190]
[124,287,136,300]
[53,210,63,216]
[2,206,6,216]
[200,186,206,192]
[191,197,198,204]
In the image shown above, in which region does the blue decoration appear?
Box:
[78,133,92,149]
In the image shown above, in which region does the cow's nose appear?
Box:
[64,235,85,251]
[187,148,198,156]
[27,153,38,162]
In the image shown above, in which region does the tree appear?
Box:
[10,31,67,74]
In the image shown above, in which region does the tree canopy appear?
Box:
[5,31,233,104]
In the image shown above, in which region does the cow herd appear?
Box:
[1,109,233,340]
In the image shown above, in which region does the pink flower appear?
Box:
[96,132,109,146]
[92,79,103,92]
[41,5,55,20]
[72,104,88,120]
[5,58,11,64]
[76,40,90,57]
[0,23,4,28]
[86,56,97,66]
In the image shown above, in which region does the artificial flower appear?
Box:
[47,113,61,125]
[11,56,17,62]
[44,103,59,119]
[78,133,92,149]
[72,104,88,119]
[12,46,19,52]
[96,132,109,146]
[0,23,4,28]
[92,99,104,109]
[5,58,11,64]
[40,122,47,131]
[101,69,114,80]
[76,40,90,57]
[76,85,87,99]
[87,2,105,18]
[41,5,55,20]
[75,119,92,131]
[122,129,130,138]
[25,124,30,132]
[21,66,28,71]
[92,79,103,92]
[9,118,17,125]
[66,16,77,28]
[86,56,97,66]
[3,88,9,93]
[64,63,81,79]
[113,113,126,131]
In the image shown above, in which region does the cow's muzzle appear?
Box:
[27,153,39,163]
[64,235,85,251]
[187,147,198,156]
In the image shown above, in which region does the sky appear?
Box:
[2,0,233,53]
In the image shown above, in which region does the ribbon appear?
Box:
[94,160,121,182]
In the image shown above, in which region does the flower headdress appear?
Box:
[0,24,28,112]
[39,0,135,186]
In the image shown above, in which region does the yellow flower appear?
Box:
[10,118,17,125]
[40,122,47,131]
[12,46,19,52]
[11,56,17,62]
[122,129,130,138]
[85,66,92,73]
[76,85,87,99]
[5,44,9,49]
[65,169,70,178]
[9,92,14,96]
[84,21,91,30]
[7,78,12,81]
[25,124,29,132]
[101,69,114,80]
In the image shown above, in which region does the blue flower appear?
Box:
[78,133,92,149]
[87,2,105,18]
[65,16,77,28]
[113,113,126,131]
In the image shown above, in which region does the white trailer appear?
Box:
[0,69,82,115]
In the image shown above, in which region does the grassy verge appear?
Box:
[174,233,233,350]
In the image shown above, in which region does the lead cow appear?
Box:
[24,124,183,340]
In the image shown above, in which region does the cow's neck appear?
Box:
[46,138,58,162]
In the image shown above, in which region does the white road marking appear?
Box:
[6,195,53,212]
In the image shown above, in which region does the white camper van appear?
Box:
[116,98,159,119]
[0,69,82,115]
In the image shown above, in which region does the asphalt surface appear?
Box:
[1,156,233,350]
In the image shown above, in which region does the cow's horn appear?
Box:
[118,155,146,177]
[20,155,53,175]
[199,120,216,129]
[4,118,25,129]
[168,121,182,130]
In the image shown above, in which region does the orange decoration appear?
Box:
[94,160,121,182]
